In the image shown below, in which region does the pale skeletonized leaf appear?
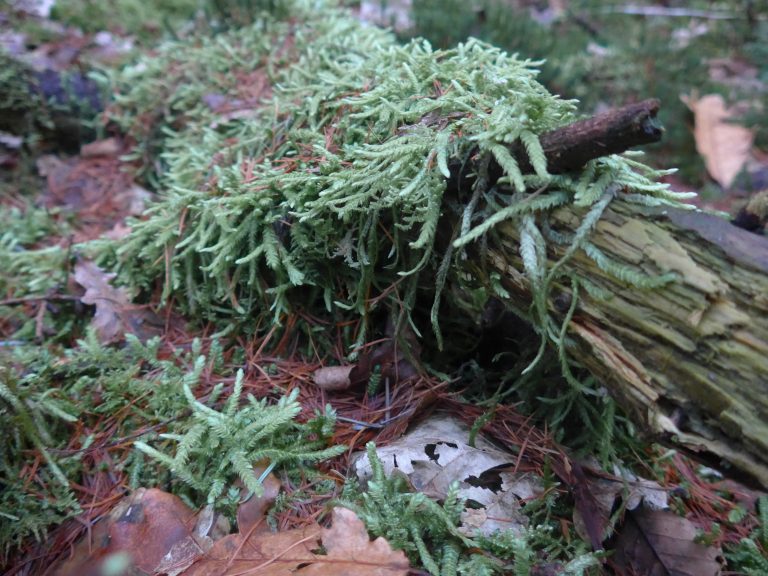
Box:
[353,415,542,536]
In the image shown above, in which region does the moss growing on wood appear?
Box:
[96,2,693,360]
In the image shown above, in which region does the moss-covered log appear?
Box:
[98,9,764,485]
[476,202,768,485]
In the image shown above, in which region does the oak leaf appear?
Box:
[73,260,162,343]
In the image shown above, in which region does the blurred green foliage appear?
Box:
[398,0,766,185]
[50,0,199,39]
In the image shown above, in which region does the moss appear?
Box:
[91,3,692,363]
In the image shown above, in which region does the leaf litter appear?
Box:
[55,467,409,576]
[73,260,163,344]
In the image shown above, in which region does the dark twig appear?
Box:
[451,99,663,191]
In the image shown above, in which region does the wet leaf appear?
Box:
[55,488,199,576]
[613,507,722,576]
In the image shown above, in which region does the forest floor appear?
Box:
[2,2,768,575]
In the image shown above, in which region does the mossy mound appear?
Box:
[97,1,691,356]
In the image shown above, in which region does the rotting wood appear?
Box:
[471,199,768,487]
[447,99,768,486]
[515,98,663,174]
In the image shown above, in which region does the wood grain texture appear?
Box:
[479,202,768,485]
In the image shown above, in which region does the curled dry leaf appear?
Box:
[313,365,355,391]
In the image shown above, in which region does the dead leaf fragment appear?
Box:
[73,260,162,343]
[353,415,541,536]
[81,137,121,157]
[55,488,199,576]
[297,507,410,575]
[187,507,408,576]
[574,466,668,546]
[683,93,754,189]
[613,508,722,576]
[236,463,282,534]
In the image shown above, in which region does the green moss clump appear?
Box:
[94,2,693,358]
[1,332,341,555]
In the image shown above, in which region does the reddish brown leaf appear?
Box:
[55,488,198,576]
[683,94,754,189]
[185,508,409,576]
[184,523,322,576]
[236,464,283,534]
[296,508,410,575]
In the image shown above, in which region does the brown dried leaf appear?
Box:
[236,463,283,534]
[80,137,122,157]
[184,523,322,576]
[313,365,355,391]
[55,468,279,576]
[683,93,754,189]
[296,507,410,575]
[574,467,668,545]
[613,508,722,576]
[186,508,408,576]
[54,488,199,576]
[73,260,162,343]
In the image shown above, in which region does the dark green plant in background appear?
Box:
[50,0,199,38]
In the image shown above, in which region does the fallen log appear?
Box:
[454,101,768,486]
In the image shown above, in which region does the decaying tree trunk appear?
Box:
[483,203,768,486]
[456,100,768,487]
